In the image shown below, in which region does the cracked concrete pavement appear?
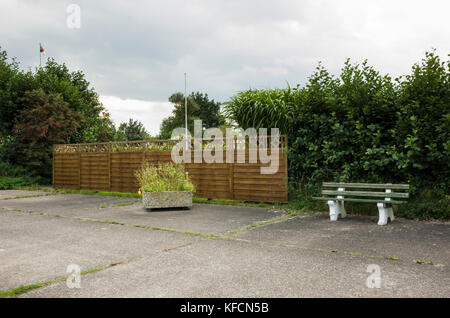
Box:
[0,190,448,297]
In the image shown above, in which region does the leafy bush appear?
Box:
[135,162,196,193]
[0,161,30,177]
[225,51,449,219]
[223,87,297,134]
[0,47,116,180]
[115,119,150,141]
[0,162,42,189]
[12,89,82,179]
[0,176,38,190]
[397,190,450,220]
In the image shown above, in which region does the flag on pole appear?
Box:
[40,43,45,53]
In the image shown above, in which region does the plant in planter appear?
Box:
[135,162,195,210]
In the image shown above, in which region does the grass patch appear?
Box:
[163,242,193,252]
[134,224,216,241]
[13,185,54,192]
[0,207,45,215]
[0,193,55,201]
[75,217,125,226]
[413,259,434,265]
[110,202,135,207]
[98,202,135,209]
[80,260,126,275]
[53,188,141,198]
[133,224,149,228]
[0,260,128,298]
[222,210,302,236]
[0,176,42,191]
[151,226,220,238]
[107,220,125,225]
[193,197,282,210]
[0,281,56,298]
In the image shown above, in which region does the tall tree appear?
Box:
[0,47,116,181]
[13,89,82,178]
[159,91,224,139]
[159,92,201,139]
[0,47,114,143]
[115,119,150,141]
[190,92,225,129]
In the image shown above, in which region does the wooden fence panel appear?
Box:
[80,153,109,191]
[186,163,233,200]
[53,153,80,189]
[110,152,142,193]
[53,144,288,203]
[232,150,288,203]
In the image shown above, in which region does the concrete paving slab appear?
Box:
[2,193,449,298]
[21,238,450,298]
[64,203,284,235]
[0,211,199,290]
[0,190,52,200]
[0,193,284,234]
[0,193,139,214]
[230,213,450,266]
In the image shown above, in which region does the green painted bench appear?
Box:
[312,182,410,225]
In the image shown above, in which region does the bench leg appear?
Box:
[377,203,394,225]
[327,200,346,221]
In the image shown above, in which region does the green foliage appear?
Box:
[159,91,224,139]
[12,89,82,178]
[0,47,116,182]
[0,162,41,189]
[390,51,450,193]
[190,92,225,129]
[397,191,450,220]
[0,49,114,143]
[115,118,150,141]
[223,86,297,134]
[135,162,195,193]
[225,51,450,219]
[0,177,38,190]
[159,92,200,139]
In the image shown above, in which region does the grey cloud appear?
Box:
[1,0,449,103]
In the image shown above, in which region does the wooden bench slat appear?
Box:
[321,190,409,199]
[322,182,409,190]
[312,197,406,204]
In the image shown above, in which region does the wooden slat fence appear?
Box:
[53,137,288,203]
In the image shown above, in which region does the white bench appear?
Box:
[312,182,410,225]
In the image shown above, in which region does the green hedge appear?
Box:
[225,51,449,219]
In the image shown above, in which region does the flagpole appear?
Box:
[184,72,188,147]
[39,43,41,67]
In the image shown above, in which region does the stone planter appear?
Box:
[142,191,193,210]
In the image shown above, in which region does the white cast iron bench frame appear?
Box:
[312,182,410,225]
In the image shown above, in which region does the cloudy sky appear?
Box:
[1,0,449,135]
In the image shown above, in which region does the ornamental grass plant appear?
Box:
[135,162,195,193]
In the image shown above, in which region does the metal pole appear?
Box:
[184,72,188,147]
[39,43,41,67]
